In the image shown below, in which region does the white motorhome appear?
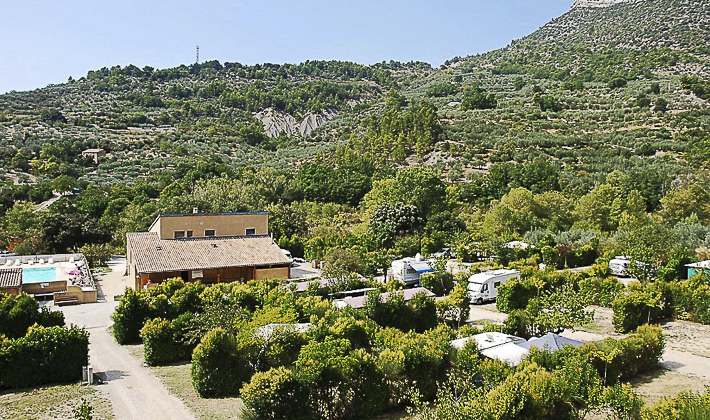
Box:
[390,255,435,286]
[467,269,520,304]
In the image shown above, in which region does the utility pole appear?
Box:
[196,45,200,64]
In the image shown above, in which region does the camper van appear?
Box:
[390,255,435,286]
[467,269,520,304]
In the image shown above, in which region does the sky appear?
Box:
[0,1,573,94]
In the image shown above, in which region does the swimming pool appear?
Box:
[22,267,57,283]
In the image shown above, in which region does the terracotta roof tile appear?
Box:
[0,268,22,289]
[126,233,291,274]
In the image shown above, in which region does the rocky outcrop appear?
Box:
[255,109,297,138]
[254,108,338,138]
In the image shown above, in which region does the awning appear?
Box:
[410,261,434,274]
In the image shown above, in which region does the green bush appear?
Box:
[579,276,622,307]
[611,287,664,333]
[496,277,537,313]
[140,316,191,365]
[0,292,65,338]
[191,328,253,397]
[240,367,308,420]
[112,288,151,344]
[421,272,454,296]
[0,324,89,389]
[643,389,710,419]
[587,325,665,384]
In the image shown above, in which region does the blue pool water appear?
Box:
[23,267,57,283]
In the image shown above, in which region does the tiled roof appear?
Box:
[126,232,291,274]
[0,268,22,289]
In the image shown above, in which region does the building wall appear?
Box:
[21,280,67,295]
[0,286,19,295]
[150,213,269,239]
[136,264,288,289]
[255,266,290,281]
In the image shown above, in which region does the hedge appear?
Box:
[191,328,253,397]
[611,284,670,333]
[112,287,151,344]
[0,292,65,339]
[587,325,665,384]
[140,315,192,366]
[0,324,89,389]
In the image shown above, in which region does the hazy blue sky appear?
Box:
[0,1,572,94]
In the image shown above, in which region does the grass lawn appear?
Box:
[0,382,113,420]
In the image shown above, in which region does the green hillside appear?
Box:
[0,0,708,260]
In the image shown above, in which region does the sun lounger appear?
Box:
[39,258,45,264]
[14,259,21,265]
[48,258,54,264]
[69,257,75,263]
[4,260,11,266]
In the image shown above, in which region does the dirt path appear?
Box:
[60,256,196,420]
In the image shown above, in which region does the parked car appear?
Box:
[432,247,454,258]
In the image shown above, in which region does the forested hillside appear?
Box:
[0,0,708,270]
[3,1,710,418]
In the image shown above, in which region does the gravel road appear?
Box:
[59,256,196,420]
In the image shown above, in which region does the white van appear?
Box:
[467,269,520,305]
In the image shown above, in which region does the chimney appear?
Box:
[193,207,199,214]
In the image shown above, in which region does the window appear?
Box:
[494,281,501,288]
[205,229,215,237]
[245,228,256,236]
[481,283,488,292]
[174,231,185,239]
[187,230,193,238]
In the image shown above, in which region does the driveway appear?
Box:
[59,256,196,420]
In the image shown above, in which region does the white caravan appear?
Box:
[390,255,435,286]
[609,256,631,276]
[467,269,520,304]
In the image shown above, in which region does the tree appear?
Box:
[321,248,364,280]
[369,202,422,246]
[390,166,446,218]
[461,85,497,110]
[654,97,668,113]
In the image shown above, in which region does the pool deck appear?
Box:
[0,259,95,293]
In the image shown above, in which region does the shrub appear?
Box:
[112,288,151,344]
[421,271,454,296]
[587,325,665,384]
[578,276,622,307]
[0,324,89,389]
[240,367,308,420]
[191,328,253,397]
[140,317,191,365]
[496,277,537,313]
[611,287,664,333]
[0,292,65,338]
[643,389,710,419]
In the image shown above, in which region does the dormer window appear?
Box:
[205,229,216,237]
[174,231,186,239]
[246,228,256,236]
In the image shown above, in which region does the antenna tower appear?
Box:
[196,45,200,64]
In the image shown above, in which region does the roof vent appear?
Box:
[193,207,199,214]
[156,246,162,251]
[212,243,218,248]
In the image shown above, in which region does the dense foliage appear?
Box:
[0,324,89,389]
